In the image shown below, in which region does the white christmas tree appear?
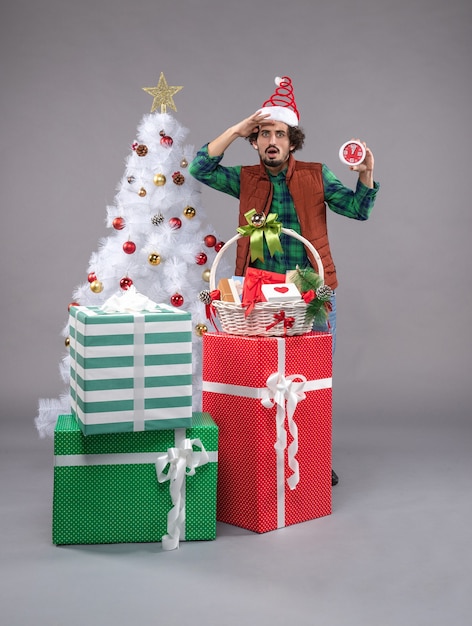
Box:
[36,73,229,437]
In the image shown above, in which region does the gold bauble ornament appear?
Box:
[65,336,70,347]
[138,187,147,197]
[201,268,211,282]
[194,323,208,337]
[153,173,166,186]
[183,205,196,219]
[90,279,104,293]
[148,253,161,266]
[180,158,188,168]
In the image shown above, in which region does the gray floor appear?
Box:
[2,415,471,626]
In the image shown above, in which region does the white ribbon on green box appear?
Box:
[202,337,332,529]
[69,289,193,435]
[156,431,211,551]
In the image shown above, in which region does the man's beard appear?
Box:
[261,145,289,170]
[261,155,285,169]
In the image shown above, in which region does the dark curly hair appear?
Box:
[246,125,306,152]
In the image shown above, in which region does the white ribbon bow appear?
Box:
[100,285,158,313]
[261,373,307,490]
[156,438,210,551]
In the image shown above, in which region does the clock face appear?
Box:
[339,141,366,165]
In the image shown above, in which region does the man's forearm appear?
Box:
[207,112,271,157]
[207,127,241,157]
[358,169,374,189]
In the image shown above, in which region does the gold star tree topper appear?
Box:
[142,72,183,113]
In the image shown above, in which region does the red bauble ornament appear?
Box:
[120,277,133,290]
[215,241,225,252]
[87,272,97,283]
[169,217,182,230]
[160,134,173,147]
[195,252,208,265]
[204,234,217,247]
[112,217,125,230]
[68,301,80,311]
[123,240,136,254]
[170,293,184,307]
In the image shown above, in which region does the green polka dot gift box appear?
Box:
[69,303,193,435]
[53,413,218,548]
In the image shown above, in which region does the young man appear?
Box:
[189,77,380,486]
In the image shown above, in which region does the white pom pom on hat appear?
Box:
[257,76,300,127]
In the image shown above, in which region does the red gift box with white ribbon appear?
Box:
[202,332,332,533]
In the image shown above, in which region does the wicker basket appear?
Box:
[209,227,324,337]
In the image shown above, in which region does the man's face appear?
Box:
[253,121,294,173]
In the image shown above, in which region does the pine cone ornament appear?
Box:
[315,285,334,302]
[151,213,164,226]
[199,290,212,305]
[172,171,185,185]
[136,144,148,157]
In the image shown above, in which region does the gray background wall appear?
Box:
[1,0,470,428]
[1,2,472,625]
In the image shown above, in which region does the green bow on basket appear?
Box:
[237,209,284,263]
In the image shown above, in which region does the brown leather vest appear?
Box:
[235,154,338,289]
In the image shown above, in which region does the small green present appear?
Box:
[69,303,193,435]
[53,413,218,548]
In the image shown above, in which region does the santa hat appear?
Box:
[258,76,300,127]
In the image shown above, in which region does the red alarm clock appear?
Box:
[339,140,366,166]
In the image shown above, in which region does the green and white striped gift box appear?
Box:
[69,304,193,435]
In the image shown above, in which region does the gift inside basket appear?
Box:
[208,223,328,337]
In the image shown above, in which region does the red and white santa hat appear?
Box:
[258,76,300,127]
